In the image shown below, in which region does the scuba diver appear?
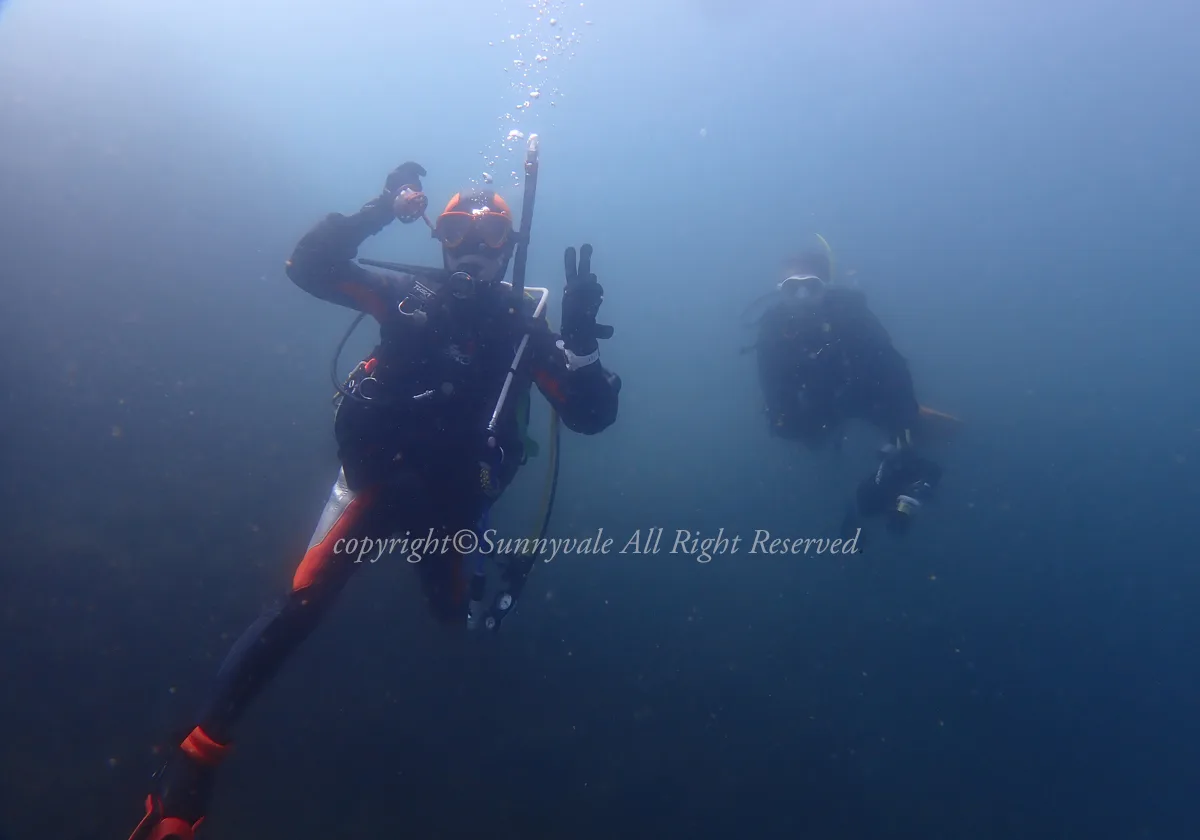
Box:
[126,147,621,840]
[747,236,952,543]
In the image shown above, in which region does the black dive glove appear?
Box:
[387,161,429,223]
[360,161,428,225]
[561,244,614,358]
[385,161,427,194]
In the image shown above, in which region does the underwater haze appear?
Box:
[3,0,1200,838]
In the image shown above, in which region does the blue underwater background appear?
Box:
[2,0,1199,837]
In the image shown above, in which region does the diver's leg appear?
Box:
[412,483,486,630]
[127,468,389,840]
[849,444,943,539]
[416,546,471,628]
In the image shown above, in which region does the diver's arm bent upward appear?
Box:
[284,194,412,321]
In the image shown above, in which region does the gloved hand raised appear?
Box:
[384,161,428,223]
[561,244,613,357]
[384,161,427,193]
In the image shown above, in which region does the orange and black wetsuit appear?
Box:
[127,192,621,840]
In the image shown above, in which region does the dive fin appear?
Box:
[914,405,964,445]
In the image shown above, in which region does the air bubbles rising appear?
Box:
[485,2,581,186]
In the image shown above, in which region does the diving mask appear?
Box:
[779,274,827,297]
[434,209,512,251]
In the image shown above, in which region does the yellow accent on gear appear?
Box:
[814,232,835,283]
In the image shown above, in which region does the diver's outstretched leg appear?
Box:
[127,469,386,840]
[848,443,942,541]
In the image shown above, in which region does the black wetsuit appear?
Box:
[756,285,918,447]
[755,285,940,536]
[132,194,620,836]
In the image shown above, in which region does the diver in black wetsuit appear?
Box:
[751,240,943,541]
[126,158,621,840]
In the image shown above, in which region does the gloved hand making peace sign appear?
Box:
[560,244,614,359]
